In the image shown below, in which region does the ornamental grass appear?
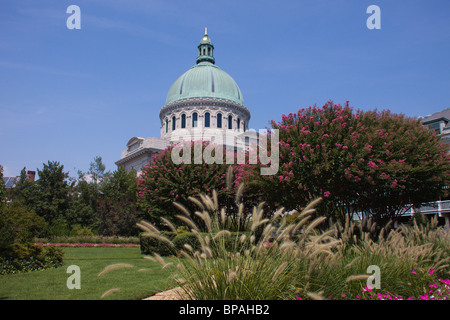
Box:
[100,168,450,300]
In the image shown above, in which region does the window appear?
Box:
[192,112,198,127]
[165,119,168,133]
[217,113,222,128]
[228,115,233,129]
[181,114,186,128]
[205,112,210,127]
[172,116,176,131]
[237,118,240,131]
[428,122,441,134]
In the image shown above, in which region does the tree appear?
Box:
[87,156,110,185]
[248,101,450,227]
[0,165,5,205]
[33,161,71,224]
[97,166,139,236]
[136,141,257,231]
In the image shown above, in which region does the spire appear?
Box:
[196,28,215,64]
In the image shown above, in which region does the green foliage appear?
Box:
[96,166,139,236]
[0,165,6,205]
[248,101,450,227]
[133,182,450,300]
[32,161,71,223]
[139,231,177,256]
[0,243,64,275]
[137,142,255,231]
[0,201,47,256]
[172,232,200,252]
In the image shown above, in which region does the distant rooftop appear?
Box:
[3,177,18,189]
[422,107,450,124]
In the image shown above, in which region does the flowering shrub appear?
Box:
[137,141,260,231]
[336,269,450,300]
[250,101,450,226]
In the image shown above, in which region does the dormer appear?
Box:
[126,137,145,152]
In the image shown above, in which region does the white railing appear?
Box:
[351,200,450,220]
[406,200,450,216]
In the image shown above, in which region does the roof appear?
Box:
[165,62,244,106]
[422,108,450,124]
[3,176,18,189]
[164,30,244,106]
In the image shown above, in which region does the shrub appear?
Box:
[248,101,450,228]
[136,142,260,231]
[172,232,201,252]
[139,231,177,256]
[0,243,64,275]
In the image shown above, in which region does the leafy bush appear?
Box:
[136,142,261,231]
[139,231,177,256]
[248,101,450,227]
[0,243,64,275]
[172,232,200,253]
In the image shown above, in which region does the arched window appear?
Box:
[165,119,168,133]
[228,115,233,129]
[181,114,186,128]
[172,116,176,131]
[192,112,198,127]
[217,113,222,128]
[205,112,210,127]
[237,117,240,131]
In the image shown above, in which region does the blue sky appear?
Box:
[1,0,449,178]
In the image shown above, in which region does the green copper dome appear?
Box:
[165,30,244,106]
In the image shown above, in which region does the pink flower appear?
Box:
[296,296,302,300]
[324,191,331,198]
[429,269,434,275]
[412,269,417,275]
[363,285,373,292]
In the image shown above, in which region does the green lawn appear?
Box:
[0,247,175,300]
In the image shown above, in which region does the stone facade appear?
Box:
[159,97,251,144]
[115,137,170,174]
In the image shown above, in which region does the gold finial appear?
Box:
[202,27,210,41]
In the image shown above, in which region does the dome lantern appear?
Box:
[196,27,215,65]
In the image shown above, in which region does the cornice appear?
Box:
[159,97,250,121]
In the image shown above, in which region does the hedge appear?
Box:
[0,243,64,275]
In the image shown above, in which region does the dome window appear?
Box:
[228,115,233,129]
[172,116,176,131]
[217,113,222,128]
[192,112,198,127]
[181,114,186,128]
[205,112,210,127]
